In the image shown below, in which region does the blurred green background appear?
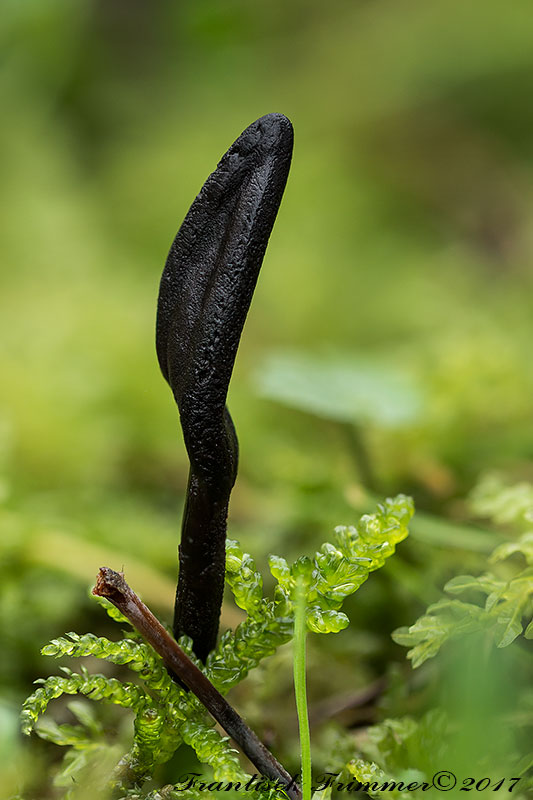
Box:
[2,0,533,796]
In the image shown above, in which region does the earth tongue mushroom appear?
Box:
[156,114,293,661]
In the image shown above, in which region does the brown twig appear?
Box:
[93,567,301,800]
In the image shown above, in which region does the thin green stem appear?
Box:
[340,421,378,493]
[293,577,312,800]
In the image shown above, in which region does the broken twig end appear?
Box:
[93,567,128,603]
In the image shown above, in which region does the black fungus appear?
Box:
[156,113,293,661]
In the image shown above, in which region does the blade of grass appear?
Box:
[293,576,312,800]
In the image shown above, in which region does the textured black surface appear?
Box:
[156,113,293,661]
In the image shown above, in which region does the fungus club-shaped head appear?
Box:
[156,113,293,487]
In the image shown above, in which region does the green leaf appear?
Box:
[393,600,488,667]
[309,496,413,622]
[66,700,102,736]
[21,670,148,736]
[255,351,424,428]
[395,499,533,665]
[92,593,131,626]
[306,608,349,634]
[34,718,90,747]
[495,613,523,648]
[225,539,264,618]
[211,496,413,692]
[470,474,533,525]
[444,574,502,596]
[490,533,533,566]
